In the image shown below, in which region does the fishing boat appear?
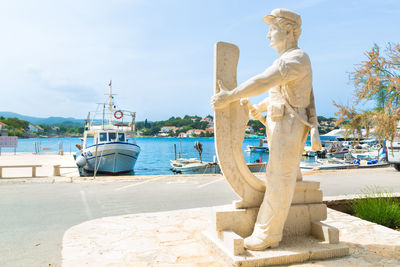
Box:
[75,81,140,175]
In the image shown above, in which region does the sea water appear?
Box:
[0,136,336,175]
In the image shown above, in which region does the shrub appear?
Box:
[352,186,400,229]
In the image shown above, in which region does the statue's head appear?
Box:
[264,8,302,51]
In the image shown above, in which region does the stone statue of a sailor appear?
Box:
[211,8,322,251]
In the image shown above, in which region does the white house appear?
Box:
[178,132,187,138]
[186,129,206,136]
[28,124,43,133]
[0,122,8,136]
[200,116,212,122]
[160,126,177,133]
[245,126,254,133]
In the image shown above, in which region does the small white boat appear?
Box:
[300,158,357,170]
[170,158,220,174]
[171,140,267,174]
[75,82,140,175]
[302,146,327,158]
[324,141,351,159]
[246,138,269,152]
[246,162,267,172]
[170,158,266,174]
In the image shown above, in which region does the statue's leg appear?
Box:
[297,166,303,181]
[297,124,310,181]
[244,110,308,250]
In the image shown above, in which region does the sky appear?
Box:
[0,0,400,121]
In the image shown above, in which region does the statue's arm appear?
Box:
[255,97,270,112]
[306,90,318,125]
[230,65,282,100]
[211,64,281,110]
[249,97,270,120]
[307,89,323,151]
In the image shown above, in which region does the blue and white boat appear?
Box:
[245,138,269,153]
[75,82,140,175]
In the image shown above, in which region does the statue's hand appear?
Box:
[310,126,322,151]
[250,103,263,120]
[211,80,233,110]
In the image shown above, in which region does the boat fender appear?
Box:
[114,110,123,119]
[76,155,87,167]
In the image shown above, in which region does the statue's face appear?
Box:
[267,23,287,50]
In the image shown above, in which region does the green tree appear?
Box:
[59,126,67,134]
[247,119,265,136]
[353,44,399,110]
[335,43,400,145]
[4,117,29,130]
[142,126,160,136]
[77,126,84,134]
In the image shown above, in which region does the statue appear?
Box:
[211,8,322,251]
[205,9,349,265]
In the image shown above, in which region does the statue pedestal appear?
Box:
[202,181,349,266]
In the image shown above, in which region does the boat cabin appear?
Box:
[98,132,126,143]
[82,130,137,149]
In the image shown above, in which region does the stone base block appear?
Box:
[234,181,322,209]
[215,203,327,238]
[292,181,323,204]
[311,221,339,244]
[202,231,349,267]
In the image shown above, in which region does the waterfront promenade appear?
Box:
[1,154,400,266]
[0,153,79,179]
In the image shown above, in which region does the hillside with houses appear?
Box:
[0,114,338,139]
[0,116,84,138]
[136,115,338,138]
[136,115,217,138]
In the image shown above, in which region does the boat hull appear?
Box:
[246,145,269,153]
[170,160,266,174]
[81,142,140,175]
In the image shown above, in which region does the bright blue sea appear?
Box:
[0,136,336,175]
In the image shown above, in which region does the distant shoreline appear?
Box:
[17,136,265,140]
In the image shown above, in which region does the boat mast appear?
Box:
[107,80,116,125]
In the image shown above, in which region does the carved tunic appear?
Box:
[269,48,312,109]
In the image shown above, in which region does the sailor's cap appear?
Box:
[264,8,301,27]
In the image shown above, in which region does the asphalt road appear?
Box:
[0,167,399,267]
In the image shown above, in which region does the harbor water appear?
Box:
[0,136,336,175]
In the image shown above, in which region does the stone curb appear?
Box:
[323,193,400,214]
[0,168,349,185]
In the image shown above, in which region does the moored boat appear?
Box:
[300,158,357,170]
[170,158,267,174]
[75,82,140,175]
[170,158,220,174]
[246,138,269,152]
